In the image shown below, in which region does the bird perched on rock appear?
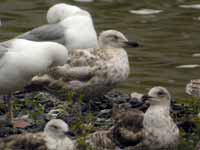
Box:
[18,3,98,50]
[186,79,200,99]
[86,87,179,150]
[0,119,75,150]
[0,39,68,125]
[32,30,139,98]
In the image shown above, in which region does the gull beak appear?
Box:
[124,41,139,48]
[65,130,75,138]
[141,95,153,102]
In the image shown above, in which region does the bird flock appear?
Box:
[0,2,198,150]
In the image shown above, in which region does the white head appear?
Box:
[44,119,74,139]
[61,12,98,50]
[47,3,82,24]
[143,86,171,106]
[98,30,139,49]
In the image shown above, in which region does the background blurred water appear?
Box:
[1,0,200,99]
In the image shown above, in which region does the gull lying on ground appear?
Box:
[0,119,75,150]
[186,79,200,99]
[86,87,179,150]
[0,39,68,125]
[18,3,98,50]
[32,30,139,97]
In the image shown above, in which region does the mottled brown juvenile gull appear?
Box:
[86,87,179,150]
[0,39,68,125]
[18,3,98,50]
[0,119,74,150]
[32,30,139,97]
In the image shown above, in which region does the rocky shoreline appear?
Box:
[0,87,199,149]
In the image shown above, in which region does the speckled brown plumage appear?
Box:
[0,133,48,150]
[112,104,144,148]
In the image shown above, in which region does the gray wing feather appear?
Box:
[17,24,66,45]
[0,41,11,59]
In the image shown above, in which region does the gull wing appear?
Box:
[0,133,48,150]
[17,24,65,45]
[86,130,116,150]
[51,64,97,81]
[0,41,12,69]
[112,104,144,147]
[50,49,100,81]
[68,48,99,66]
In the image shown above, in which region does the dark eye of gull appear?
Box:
[157,91,165,96]
[51,125,59,129]
[113,35,118,40]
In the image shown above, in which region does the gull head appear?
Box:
[47,3,82,24]
[142,86,171,105]
[44,119,74,139]
[98,30,139,49]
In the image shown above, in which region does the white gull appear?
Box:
[18,3,98,51]
[0,39,68,124]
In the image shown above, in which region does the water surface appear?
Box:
[1,0,200,99]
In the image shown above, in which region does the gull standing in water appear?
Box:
[0,39,68,125]
[18,3,98,50]
[86,87,179,150]
[0,119,75,150]
[33,30,139,97]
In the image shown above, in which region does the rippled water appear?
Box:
[1,0,200,99]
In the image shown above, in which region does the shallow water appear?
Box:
[1,0,200,99]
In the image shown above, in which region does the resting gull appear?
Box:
[0,119,75,150]
[0,39,68,125]
[32,30,139,97]
[86,87,179,149]
[18,3,98,50]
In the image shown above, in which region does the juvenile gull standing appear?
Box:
[0,119,74,150]
[18,3,98,50]
[32,30,139,97]
[0,39,68,125]
[86,87,179,149]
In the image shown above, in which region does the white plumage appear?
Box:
[0,39,68,124]
[142,86,179,149]
[18,3,98,51]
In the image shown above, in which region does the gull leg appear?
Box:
[3,95,13,124]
